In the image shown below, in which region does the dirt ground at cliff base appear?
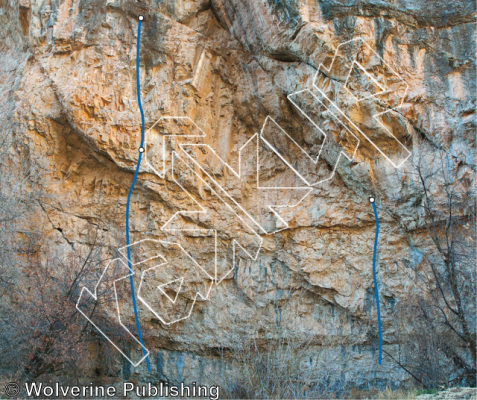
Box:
[349,386,477,400]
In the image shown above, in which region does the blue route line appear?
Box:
[125,17,151,371]
[372,200,382,365]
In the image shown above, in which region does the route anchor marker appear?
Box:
[371,196,382,364]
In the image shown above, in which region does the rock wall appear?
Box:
[0,0,475,391]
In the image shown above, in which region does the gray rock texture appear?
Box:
[0,0,475,392]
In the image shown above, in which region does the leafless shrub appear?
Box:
[0,225,120,380]
[213,295,350,400]
[0,131,131,381]
[388,141,476,388]
[226,335,345,399]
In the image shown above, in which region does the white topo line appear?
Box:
[78,37,412,366]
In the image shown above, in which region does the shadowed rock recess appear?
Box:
[0,0,475,396]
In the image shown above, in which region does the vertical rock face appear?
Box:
[0,0,475,389]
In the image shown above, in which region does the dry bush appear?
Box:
[217,330,347,399]
[0,132,132,381]
[0,226,120,381]
[388,143,476,388]
[393,294,460,388]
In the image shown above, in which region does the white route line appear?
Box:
[78,37,413,363]
[260,111,360,187]
[119,239,214,326]
[158,277,184,304]
[76,258,150,367]
[169,151,264,270]
[311,37,411,169]
[179,133,312,234]
[143,118,265,280]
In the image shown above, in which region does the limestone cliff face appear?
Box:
[0,0,475,389]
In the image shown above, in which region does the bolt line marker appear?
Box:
[370,196,382,365]
[124,15,151,371]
